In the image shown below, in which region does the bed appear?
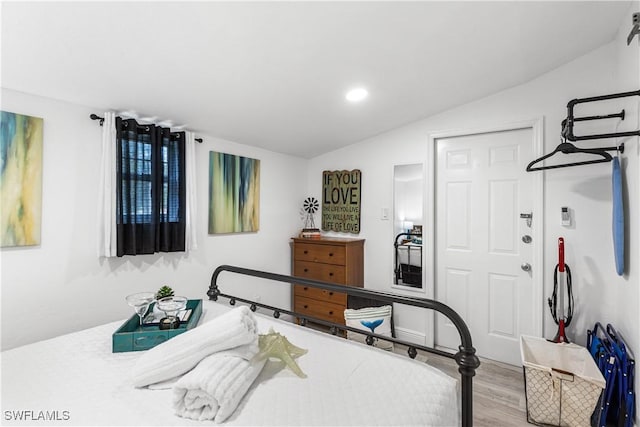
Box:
[1,265,479,426]
[394,232,423,287]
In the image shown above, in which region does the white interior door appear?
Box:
[434,124,542,366]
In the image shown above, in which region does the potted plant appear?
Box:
[153,285,175,316]
[156,285,174,300]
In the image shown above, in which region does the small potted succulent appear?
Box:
[156,285,174,300]
[153,285,175,316]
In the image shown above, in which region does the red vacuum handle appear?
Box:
[558,237,565,272]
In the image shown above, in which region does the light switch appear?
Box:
[381,207,389,220]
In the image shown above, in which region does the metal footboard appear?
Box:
[208,264,480,427]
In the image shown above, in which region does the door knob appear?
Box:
[521,263,531,272]
[522,235,532,243]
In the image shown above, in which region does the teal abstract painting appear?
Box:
[208,151,260,234]
[0,111,43,247]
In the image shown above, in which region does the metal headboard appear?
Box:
[208,264,480,427]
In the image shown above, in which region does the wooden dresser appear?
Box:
[291,237,364,326]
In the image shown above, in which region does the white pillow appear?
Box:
[343,305,393,351]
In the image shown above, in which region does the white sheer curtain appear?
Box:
[97,112,117,257]
[184,131,198,251]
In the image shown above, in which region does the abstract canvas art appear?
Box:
[208,151,260,234]
[0,111,44,247]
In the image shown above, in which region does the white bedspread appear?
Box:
[1,301,459,426]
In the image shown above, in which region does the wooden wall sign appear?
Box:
[321,169,361,234]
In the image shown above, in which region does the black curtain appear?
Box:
[115,117,185,256]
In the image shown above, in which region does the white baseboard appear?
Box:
[395,326,427,346]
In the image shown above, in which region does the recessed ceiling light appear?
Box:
[345,87,368,102]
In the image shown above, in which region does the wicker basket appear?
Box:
[520,335,606,427]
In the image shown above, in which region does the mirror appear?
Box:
[393,164,424,289]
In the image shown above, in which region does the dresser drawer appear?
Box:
[294,261,346,284]
[294,243,346,265]
[294,295,345,325]
[293,284,347,305]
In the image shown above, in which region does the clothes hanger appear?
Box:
[527,90,637,172]
[526,138,623,172]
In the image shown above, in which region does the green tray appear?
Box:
[112,299,203,352]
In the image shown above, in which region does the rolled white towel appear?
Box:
[147,344,260,390]
[132,306,258,388]
[172,347,267,423]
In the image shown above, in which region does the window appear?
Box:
[115,118,185,256]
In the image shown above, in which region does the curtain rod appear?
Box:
[90,114,203,143]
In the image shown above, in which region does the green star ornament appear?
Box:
[255,328,308,378]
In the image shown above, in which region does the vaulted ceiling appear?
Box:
[1,1,632,158]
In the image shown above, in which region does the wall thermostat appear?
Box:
[561,207,571,226]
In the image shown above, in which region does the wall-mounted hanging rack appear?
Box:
[627,12,639,45]
[90,114,203,143]
[527,89,637,172]
[561,90,640,142]
[526,141,624,172]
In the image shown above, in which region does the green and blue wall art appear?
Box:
[208,151,260,234]
[0,111,44,247]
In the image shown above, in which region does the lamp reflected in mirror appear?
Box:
[402,220,414,234]
[393,164,424,290]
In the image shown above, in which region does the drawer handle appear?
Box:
[329,253,334,257]
[304,305,308,309]
[329,311,334,315]
[329,292,333,296]
[329,272,333,277]
[303,250,308,254]
[303,286,308,291]
[304,268,308,272]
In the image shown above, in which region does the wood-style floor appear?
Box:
[398,346,530,426]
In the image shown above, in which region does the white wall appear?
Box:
[611,1,640,408]
[308,8,639,363]
[0,88,307,350]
